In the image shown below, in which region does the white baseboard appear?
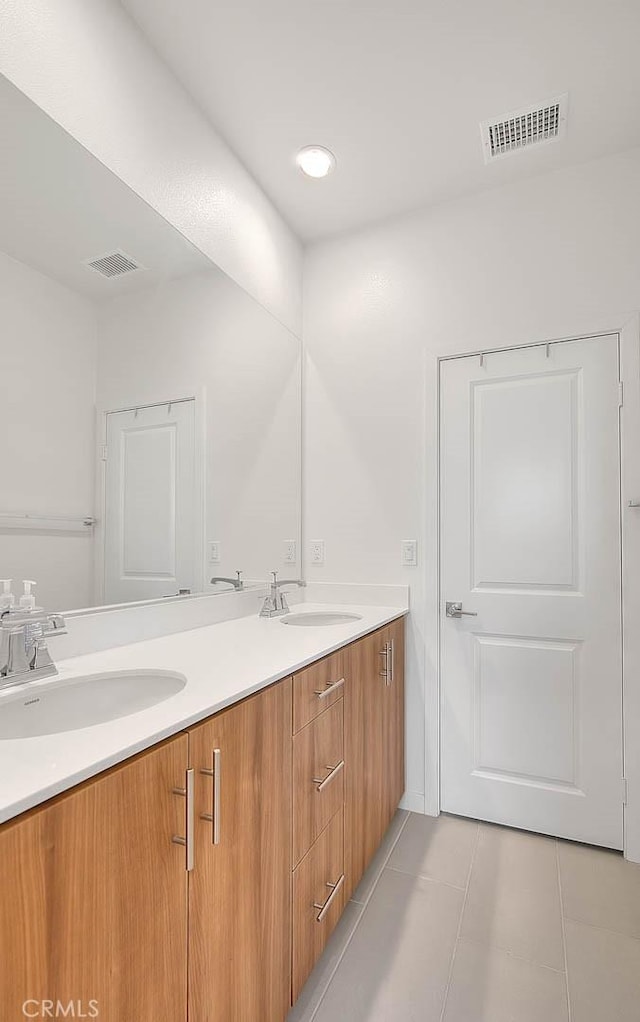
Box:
[399,790,426,814]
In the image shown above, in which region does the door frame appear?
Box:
[93,388,207,608]
[425,314,640,862]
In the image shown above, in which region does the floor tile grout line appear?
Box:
[438,821,481,1022]
[307,811,412,1022]
[455,935,568,975]
[383,862,467,892]
[556,839,573,1022]
[561,914,640,943]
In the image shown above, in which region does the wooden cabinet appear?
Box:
[383,618,405,820]
[0,735,189,1022]
[345,618,405,899]
[290,653,347,1002]
[293,697,344,866]
[293,649,345,733]
[292,807,345,1001]
[0,616,405,1022]
[187,679,292,1022]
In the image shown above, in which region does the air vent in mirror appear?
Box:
[84,250,144,278]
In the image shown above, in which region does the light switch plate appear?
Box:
[284,540,297,564]
[310,540,325,565]
[208,541,221,563]
[401,539,418,566]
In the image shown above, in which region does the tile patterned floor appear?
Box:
[288,811,640,1022]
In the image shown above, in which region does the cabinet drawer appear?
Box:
[292,807,345,1004]
[293,698,344,865]
[293,649,346,734]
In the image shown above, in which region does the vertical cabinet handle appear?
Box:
[200,748,221,845]
[379,645,389,681]
[379,641,393,685]
[172,768,195,871]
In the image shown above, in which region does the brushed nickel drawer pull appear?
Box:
[313,677,345,700]
[171,768,195,871]
[379,646,389,681]
[312,759,345,792]
[380,641,394,685]
[313,873,345,923]
[200,749,221,844]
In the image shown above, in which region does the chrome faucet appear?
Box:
[0,608,66,689]
[210,571,244,592]
[259,572,306,618]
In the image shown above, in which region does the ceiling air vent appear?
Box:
[84,250,144,278]
[480,93,568,163]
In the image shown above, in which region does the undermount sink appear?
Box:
[281,611,363,627]
[0,670,187,740]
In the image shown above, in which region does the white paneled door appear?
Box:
[103,400,196,604]
[440,336,623,848]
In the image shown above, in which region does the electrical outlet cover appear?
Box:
[284,540,297,564]
[311,540,325,565]
[208,541,221,563]
[401,540,418,566]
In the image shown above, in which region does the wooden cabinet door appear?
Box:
[345,626,387,897]
[188,679,292,1022]
[383,617,406,819]
[293,698,344,865]
[292,649,345,733]
[345,619,405,899]
[0,735,189,1022]
[292,807,345,1002]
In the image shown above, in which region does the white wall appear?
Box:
[96,267,301,594]
[0,251,97,611]
[303,147,640,812]
[0,0,302,335]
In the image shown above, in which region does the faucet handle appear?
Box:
[43,613,67,636]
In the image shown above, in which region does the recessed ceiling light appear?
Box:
[296,145,336,179]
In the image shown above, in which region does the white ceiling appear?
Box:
[121,0,640,242]
[0,74,209,299]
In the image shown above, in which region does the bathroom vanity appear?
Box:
[0,608,405,1022]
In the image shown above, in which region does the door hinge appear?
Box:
[619,381,624,407]
[622,777,629,806]
[100,444,108,462]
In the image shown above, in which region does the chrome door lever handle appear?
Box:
[445,601,478,618]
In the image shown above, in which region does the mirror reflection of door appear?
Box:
[103,399,197,605]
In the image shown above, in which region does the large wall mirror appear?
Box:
[0,75,301,612]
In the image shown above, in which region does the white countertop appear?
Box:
[0,603,405,824]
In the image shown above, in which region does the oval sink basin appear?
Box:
[281,611,363,627]
[0,670,187,739]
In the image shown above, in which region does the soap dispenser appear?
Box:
[0,580,15,674]
[19,579,39,612]
[0,579,15,615]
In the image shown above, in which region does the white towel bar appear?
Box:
[0,513,96,532]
